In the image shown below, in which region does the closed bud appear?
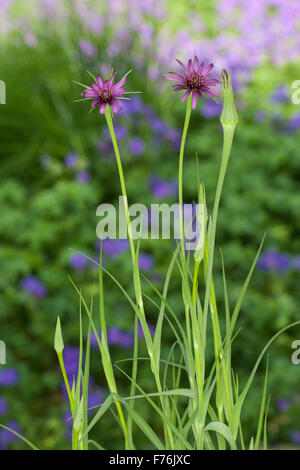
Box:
[54,316,64,354]
[220,70,238,128]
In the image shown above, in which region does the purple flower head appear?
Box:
[290,431,300,446]
[75,170,90,184]
[20,275,47,298]
[166,56,221,109]
[0,421,21,449]
[64,152,78,168]
[128,137,145,156]
[138,253,154,271]
[0,397,8,415]
[99,239,130,258]
[258,251,291,273]
[82,71,129,114]
[0,368,19,387]
[150,176,178,199]
[69,253,88,270]
[276,398,290,412]
[79,39,97,58]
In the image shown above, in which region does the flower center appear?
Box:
[186,73,205,90]
[99,88,112,102]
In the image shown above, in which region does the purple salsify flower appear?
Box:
[82,71,128,114]
[75,170,90,184]
[99,239,130,258]
[20,275,47,298]
[128,137,145,156]
[166,56,221,109]
[258,250,291,273]
[150,176,178,199]
[0,397,8,415]
[290,431,300,446]
[0,368,19,387]
[0,421,21,449]
[64,152,78,168]
[69,253,89,270]
[138,253,154,271]
[276,398,290,412]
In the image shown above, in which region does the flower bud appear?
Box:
[54,316,64,354]
[220,70,238,128]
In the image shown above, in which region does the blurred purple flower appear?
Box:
[270,85,289,104]
[138,322,155,339]
[0,368,19,387]
[87,387,104,412]
[64,152,78,168]
[79,39,97,58]
[0,397,8,415]
[128,137,145,156]
[0,421,21,449]
[138,253,154,271]
[100,239,130,258]
[290,431,300,446]
[63,345,80,377]
[255,111,266,123]
[286,114,300,133]
[69,253,88,270]
[102,125,128,140]
[202,100,222,119]
[292,256,300,271]
[21,275,47,298]
[150,176,177,199]
[276,398,290,412]
[258,251,291,272]
[76,170,90,184]
[120,96,144,114]
[107,327,133,348]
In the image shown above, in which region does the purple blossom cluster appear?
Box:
[3,1,300,90]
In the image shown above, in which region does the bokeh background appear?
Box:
[1,0,300,450]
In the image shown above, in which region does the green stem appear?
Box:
[105,106,173,448]
[178,96,192,259]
